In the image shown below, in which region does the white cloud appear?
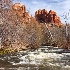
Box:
[32,1,38,5]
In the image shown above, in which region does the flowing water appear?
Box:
[0,46,70,70]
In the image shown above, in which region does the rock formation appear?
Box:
[35,9,62,27]
[35,9,48,23]
[12,4,62,27]
[12,3,31,23]
[12,3,26,16]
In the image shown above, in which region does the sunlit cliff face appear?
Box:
[12,3,31,23]
[12,3,26,13]
[35,9,62,27]
[12,3,62,27]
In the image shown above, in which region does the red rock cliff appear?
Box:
[35,9,48,23]
[35,9,62,27]
[12,3,31,23]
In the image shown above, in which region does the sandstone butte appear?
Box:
[12,3,62,27]
[35,9,62,27]
[12,3,31,23]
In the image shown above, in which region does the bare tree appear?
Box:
[0,0,13,9]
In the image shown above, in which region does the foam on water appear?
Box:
[0,47,70,70]
[12,51,65,66]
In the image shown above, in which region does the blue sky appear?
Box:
[13,0,70,23]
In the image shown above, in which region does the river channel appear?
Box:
[0,46,70,70]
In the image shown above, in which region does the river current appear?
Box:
[0,46,70,70]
